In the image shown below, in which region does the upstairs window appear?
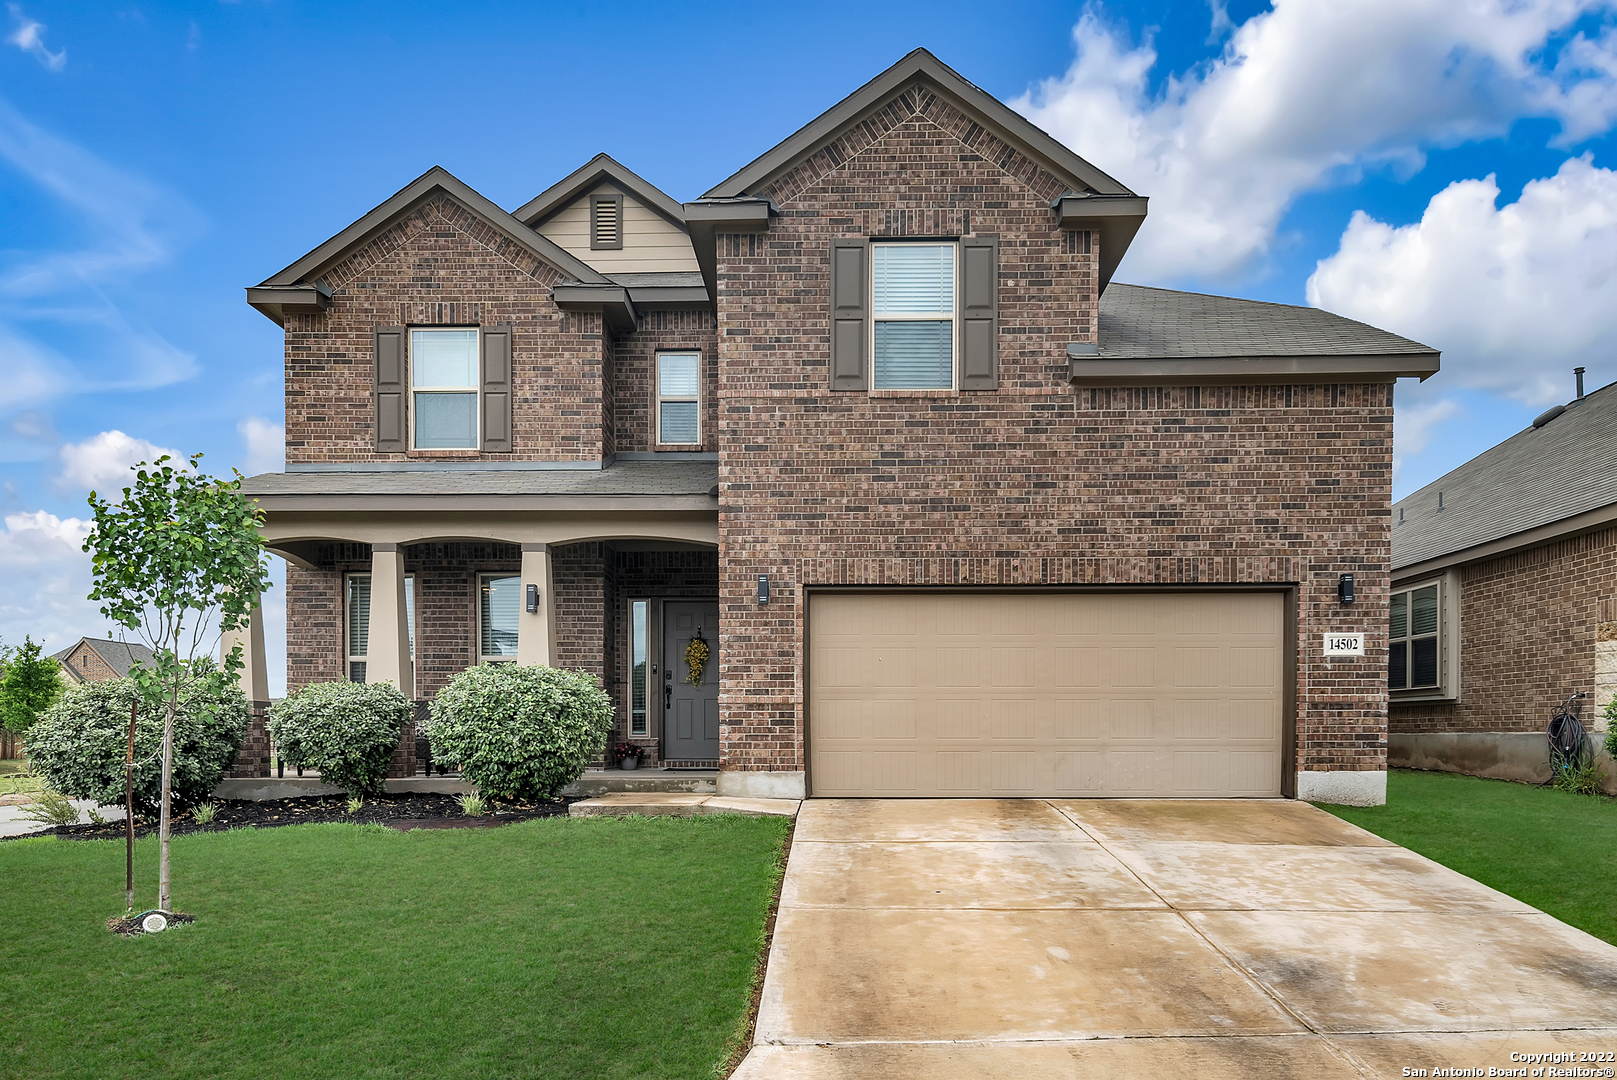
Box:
[411,329,479,450]
[657,352,701,445]
[872,243,956,390]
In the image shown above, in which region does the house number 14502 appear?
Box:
[1323,634,1366,656]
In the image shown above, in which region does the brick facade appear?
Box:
[711,85,1392,776]
[1391,525,1617,735]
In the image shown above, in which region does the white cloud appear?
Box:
[238,417,284,477]
[1392,398,1461,484]
[0,510,114,655]
[1012,0,1617,283]
[57,430,183,493]
[1308,156,1617,406]
[7,5,64,71]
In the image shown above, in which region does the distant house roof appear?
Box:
[52,638,154,682]
[1392,380,1617,576]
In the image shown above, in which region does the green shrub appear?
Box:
[424,664,613,800]
[266,682,414,797]
[1605,697,1617,762]
[28,678,248,816]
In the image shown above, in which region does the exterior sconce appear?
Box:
[525,584,539,614]
[1338,573,1355,605]
[757,575,770,606]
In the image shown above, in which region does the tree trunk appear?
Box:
[158,700,175,912]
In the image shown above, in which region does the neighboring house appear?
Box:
[51,638,155,685]
[1390,376,1617,790]
[234,49,1439,805]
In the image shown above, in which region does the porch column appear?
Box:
[220,599,272,778]
[517,542,556,668]
[368,543,414,697]
[220,601,268,703]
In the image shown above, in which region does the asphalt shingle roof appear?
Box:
[239,460,718,498]
[1392,381,1617,570]
[51,638,155,678]
[1099,284,1437,359]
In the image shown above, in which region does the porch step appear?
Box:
[568,793,799,819]
[560,769,719,797]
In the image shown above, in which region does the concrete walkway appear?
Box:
[733,799,1617,1079]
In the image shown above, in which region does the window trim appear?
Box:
[869,239,959,393]
[590,192,624,250]
[478,572,521,665]
[626,598,653,740]
[1389,569,1461,703]
[408,326,481,452]
[654,350,703,447]
[344,572,415,684]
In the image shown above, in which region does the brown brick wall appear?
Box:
[282,195,608,465]
[610,310,719,453]
[1391,526,1617,734]
[712,83,1393,776]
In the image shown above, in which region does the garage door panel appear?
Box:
[809,592,1285,799]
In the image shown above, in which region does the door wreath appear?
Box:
[685,629,710,685]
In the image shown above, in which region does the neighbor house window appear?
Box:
[871,243,956,389]
[411,328,479,449]
[479,574,520,663]
[1389,582,1441,691]
[345,573,415,683]
[657,352,701,444]
[629,600,649,738]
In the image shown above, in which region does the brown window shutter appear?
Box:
[374,326,407,453]
[830,237,868,391]
[960,235,998,390]
[480,322,513,453]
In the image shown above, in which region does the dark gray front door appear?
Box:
[663,601,719,761]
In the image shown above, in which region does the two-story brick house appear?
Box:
[235,50,1438,805]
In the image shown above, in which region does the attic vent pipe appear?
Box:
[1437,491,1444,512]
[1575,367,1586,399]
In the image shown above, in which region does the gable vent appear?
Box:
[591,195,623,250]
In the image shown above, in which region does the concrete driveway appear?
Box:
[733,799,1617,1079]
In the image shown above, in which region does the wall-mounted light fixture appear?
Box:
[757,575,770,606]
[525,584,539,614]
[1338,573,1355,605]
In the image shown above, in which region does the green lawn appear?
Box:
[1320,769,1617,945]
[1,814,789,1080]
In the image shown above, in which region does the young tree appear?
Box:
[0,636,64,734]
[84,453,270,912]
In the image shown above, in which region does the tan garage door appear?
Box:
[807,591,1286,798]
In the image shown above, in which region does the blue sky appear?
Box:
[3,1,1616,689]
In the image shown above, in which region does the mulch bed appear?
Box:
[10,792,580,842]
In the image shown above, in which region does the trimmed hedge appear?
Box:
[29,678,248,815]
[267,682,414,797]
[423,664,613,800]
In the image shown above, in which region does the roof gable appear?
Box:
[516,154,688,231]
[703,48,1136,201]
[256,166,609,292]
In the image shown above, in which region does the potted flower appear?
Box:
[615,741,644,770]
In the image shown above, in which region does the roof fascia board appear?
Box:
[245,282,332,323]
[251,494,720,513]
[259,166,609,290]
[682,200,771,301]
[1069,352,1441,385]
[703,49,1136,200]
[1055,196,1149,293]
[1392,500,1617,582]
[551,284,639,333]
[516,154,689,230]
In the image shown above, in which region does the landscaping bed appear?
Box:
[1,813,789,1079]
[1320,768,1617,946]
[5,791,580,842]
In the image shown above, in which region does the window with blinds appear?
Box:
[411,329,479,450]
[657,352,701,444]
[480,574,520,662]
[345,573,414,683]
[872,243,955,389]
[1389,582,1440,690]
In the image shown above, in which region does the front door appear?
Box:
[663,601,720,762]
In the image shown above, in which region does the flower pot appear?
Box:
[620,755,640,771]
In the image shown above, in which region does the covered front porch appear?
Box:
[227,464,721,781]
